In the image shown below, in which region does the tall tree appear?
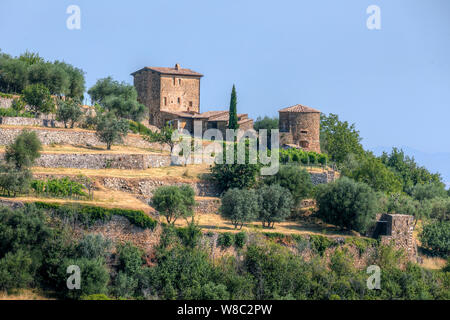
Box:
[228,85,239,130]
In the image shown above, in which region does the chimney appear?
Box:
[175,63,180,70]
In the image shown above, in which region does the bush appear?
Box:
[31,177,88,199]
[5,129,42,169]
[420,221,450,256]
[61,257,110,299]
[234,232,247,248]
[177,221,203,248]
[264,165,313,206]
[217,233,234,248]
[0,250,33,291]
[116,243,144,277]
[32,202,157,230]
[315,177,377,234]
[0,163,32,197]
[75,234,112,260]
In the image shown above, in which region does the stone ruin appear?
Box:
[372,213,417,260]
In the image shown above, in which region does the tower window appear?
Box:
[300,130,308,134]
[178,78,182,85]
[189,101,193,107]
[177,97,181,104]
[173,77,176,85]
[163,97,167,106]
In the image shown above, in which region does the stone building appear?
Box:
[372,213,417,260]
[278,104,321,153]
[131,64,253,135]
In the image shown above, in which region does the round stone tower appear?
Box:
[278,104,321,153]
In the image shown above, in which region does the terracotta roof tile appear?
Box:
[279,104,320,113]
[131,64,203,77]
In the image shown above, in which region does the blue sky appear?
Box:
[1,0,449,182]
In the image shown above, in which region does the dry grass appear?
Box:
[174,212,356,238]
[0,289,53,300]
[420,256,447,270]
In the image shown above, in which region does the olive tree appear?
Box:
[150,185,196,225]
[315,177,377,234]
[95,112,129,150]
[258,184,294,228]
[220,188,259,229]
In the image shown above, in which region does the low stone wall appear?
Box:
[0,117,64,127]
[0,199,25,209]
[0,96,14,109]
[30,153,171,169]
[372,213,417,260]
[98,176,219,197]
[0,126,168,150]
[310,170,339,185]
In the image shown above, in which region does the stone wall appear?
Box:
[310,170,338,185]
[0,116,64,127]
[28,153,170,169]
[98,176,219,198]
[373,213,416,260]
[0,127,168,150]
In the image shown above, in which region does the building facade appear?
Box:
[132,64,253,135]
[278,104,321,153]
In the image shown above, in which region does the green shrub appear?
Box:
[234,232,247,248]
[420,221,450,256]
[81,293,112,300]
[177,221,203,248]
[0,250,33,291]
[217,233,234,248]
[309,235,333,256]
[31,177,88,199]
[31,202,157,230]
[315,177,378,234]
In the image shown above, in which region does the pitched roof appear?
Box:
[278,104,320,113]
[131,64,203,77]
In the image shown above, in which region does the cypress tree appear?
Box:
[228,85,239,129]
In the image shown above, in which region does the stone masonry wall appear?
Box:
[0,127,168,150]
[33,153,170,169]
[373,213,416,260]
[0,116,64,127]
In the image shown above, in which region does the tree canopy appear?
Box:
[88,77,145,121]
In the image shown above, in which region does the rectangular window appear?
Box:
[173,77,176,85]
[300,130,308,134]
[177,97,181,104]
[164,97,167,106]
[178,78,182,85]
[189,101,193,107]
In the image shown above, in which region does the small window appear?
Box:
[178,78,182,85]
[173,77,176,85]
[163,97,167,106]
[189,101,193,107]
[177,97,181,104]
[300,130,308,134]
[300,141,309,148]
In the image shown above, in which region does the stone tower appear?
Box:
[131,64,203,127]
[278,104,321,153]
